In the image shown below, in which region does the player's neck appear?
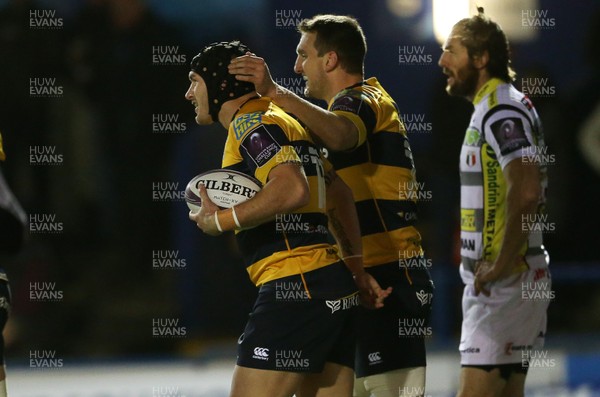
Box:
[218,92,260,128]
[467,70,492,102]
[325,73,364,103]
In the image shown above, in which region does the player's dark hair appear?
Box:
[454,7,516,82]
[190,41,254,121]
[298,14,366,75]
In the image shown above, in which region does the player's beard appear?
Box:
[446,61,479,98]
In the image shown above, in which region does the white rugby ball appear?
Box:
[185,169,262,212]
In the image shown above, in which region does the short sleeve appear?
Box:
[483,107,534,169]
[329,90,377,149]
[238,123,301,185]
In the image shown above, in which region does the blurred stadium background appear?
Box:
[1,0,599,395]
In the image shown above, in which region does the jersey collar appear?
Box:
[472,77,504,105]
[328,77,377,107]
[230,95,261,122]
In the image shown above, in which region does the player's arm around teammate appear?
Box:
[231,16,433,397]
[186,40,389,397]
[229,53,360,151]
[229,52,391,308]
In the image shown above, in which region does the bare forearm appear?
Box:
[228,55,358,150]
[273,86,357,151]
[235,164,309,228]
[326,173,363,273]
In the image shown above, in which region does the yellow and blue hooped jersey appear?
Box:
[222,97,348,292]
[327,77,423,267]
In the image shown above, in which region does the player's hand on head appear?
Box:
[228,54,278,98]
[353,271,392,309]
[189,184,222,236]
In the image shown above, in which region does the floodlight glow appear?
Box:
[433,0,470,44]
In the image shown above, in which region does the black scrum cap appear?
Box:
[190,41,254,121]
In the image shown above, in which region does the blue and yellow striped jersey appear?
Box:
[222,97,348,292]
[327,77,423,267]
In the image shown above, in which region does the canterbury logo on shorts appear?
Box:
[252,347,269,361]
[368,352,382,364]
[325,292,360,314]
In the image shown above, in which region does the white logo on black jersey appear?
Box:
[368,352,382,364]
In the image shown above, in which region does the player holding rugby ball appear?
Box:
[186,41,389,397]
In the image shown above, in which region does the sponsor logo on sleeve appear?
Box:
[240,125,282,168]
[330,93,364,114]
[490,117,530,155]
[233,112,262,140]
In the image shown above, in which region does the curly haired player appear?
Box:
[438,8,551,397]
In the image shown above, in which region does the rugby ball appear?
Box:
[185,169,262,212]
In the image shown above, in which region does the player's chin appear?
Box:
[304,86,317,99]
[446,83,461,97]
[195,114,213,125]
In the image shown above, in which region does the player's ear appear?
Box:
[323,51,338,72]
[472,50,489,70]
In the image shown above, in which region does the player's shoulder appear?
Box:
[334,77,386,101]
[331,85,367,108]
[263,100,308,139]
[330,77,393,116]
[231,110,265,142]
[477,82,533,122]
[231,99,306,147]
[496,83,533,111]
